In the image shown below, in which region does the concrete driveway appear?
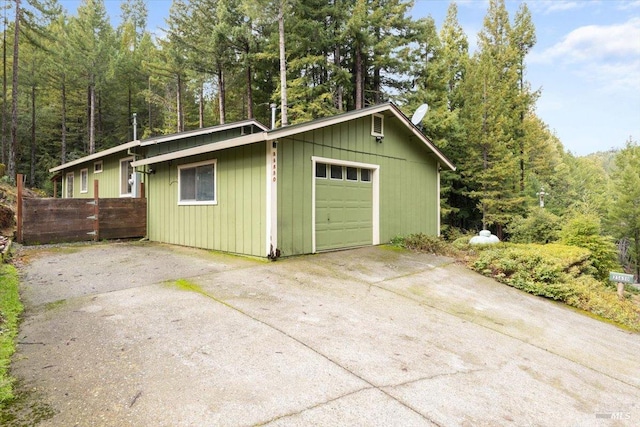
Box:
[11,242,640,426]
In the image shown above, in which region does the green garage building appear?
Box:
[50,103,455,258]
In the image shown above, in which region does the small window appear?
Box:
[66,172,74,198]
[315,162,327,178]
[178,160,217,205]
[346,167,358,181]
[80,169,88,193]
[361,169,371,182]
[371,114,384,137]
[120,157,134,196]
[330,165,343,180]
[94,161,103,173]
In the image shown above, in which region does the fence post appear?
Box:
[16,174,23,243]
[93,180,99,241]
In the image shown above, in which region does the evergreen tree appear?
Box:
[458,0,530,236]
[68,0,114,154]
[609,140,640,279]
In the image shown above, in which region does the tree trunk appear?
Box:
[61,78,66,163]
[635,229,640,281]
[148,76,152,135]
[334,44,342,111]
[354,44,363,110]
[89,80,96,154]
[278,1,288,126]
[9,0,21,182]
[199,81,204,128]
[217,65,225,125]
[2,5,7,166]
[176,74,183,132]
[246,61,253,119]
[519,57,525,194]
[30,83,35,187]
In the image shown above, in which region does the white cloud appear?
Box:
[542,17,640,62]
[544,1,584,13]
[529,18,640,91]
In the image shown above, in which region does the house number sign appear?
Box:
[272,147,277,182]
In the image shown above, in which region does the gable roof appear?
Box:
[132,103,456,171]
[49,119,269,173]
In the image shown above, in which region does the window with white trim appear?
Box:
[361,168,371,182]
[178,160,217,205]
[330,164,343,180]
[315,162,327,178]
[346,167,358,181]
[371,114,384,137]
[80,168,88,193]
[94,161,103,173]
[120,157,134,196]
[66,172,74,198]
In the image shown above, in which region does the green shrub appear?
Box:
[401,233,447,254]
[559,214,621,281]
[507,208,561,244]
[471,244,592,300]
[470,243,640,331]
[567,276,640,330]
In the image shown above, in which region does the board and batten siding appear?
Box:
[277,114,439,256]
[147,141,267,257]
[62,153,131,198]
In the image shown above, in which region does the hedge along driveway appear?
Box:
[11,242,640,426]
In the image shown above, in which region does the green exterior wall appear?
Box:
[277,114,439,256]
[61,152,135,199]
[146,141,267,257]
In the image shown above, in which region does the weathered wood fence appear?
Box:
[17,174,147,245]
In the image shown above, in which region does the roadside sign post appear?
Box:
[609,272,636,300]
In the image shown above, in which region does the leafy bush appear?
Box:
[399,233,447,254]
[395,234,640,331]
[567,276,640,330]
[559,214,621,281]
[470,243,640,331]
[507,208,561,244]
[472,244,593,299]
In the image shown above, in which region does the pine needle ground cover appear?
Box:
[0,264,22,406]
[395,235,640,331]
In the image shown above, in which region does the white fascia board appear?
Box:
[385,104,456,171]
[140,120,269,147]
[49,141,140,173]
[131,132,267,167]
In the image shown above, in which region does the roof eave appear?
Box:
[131,132,267,167]
[49,140,140,173]
[140,119,269,147]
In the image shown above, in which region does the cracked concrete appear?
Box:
[10,242,640,426]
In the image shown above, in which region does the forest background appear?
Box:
[0,0,638,277]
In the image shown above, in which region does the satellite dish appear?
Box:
[411,103,429,126]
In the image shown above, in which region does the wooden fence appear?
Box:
[17,175,147,245]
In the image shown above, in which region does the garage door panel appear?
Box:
[316,177,372,251]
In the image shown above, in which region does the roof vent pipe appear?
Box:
[270,103,277,129]
[132,113,137,141]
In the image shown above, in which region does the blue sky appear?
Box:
[60,0,640,156]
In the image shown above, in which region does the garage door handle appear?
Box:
[327,213,330,222]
